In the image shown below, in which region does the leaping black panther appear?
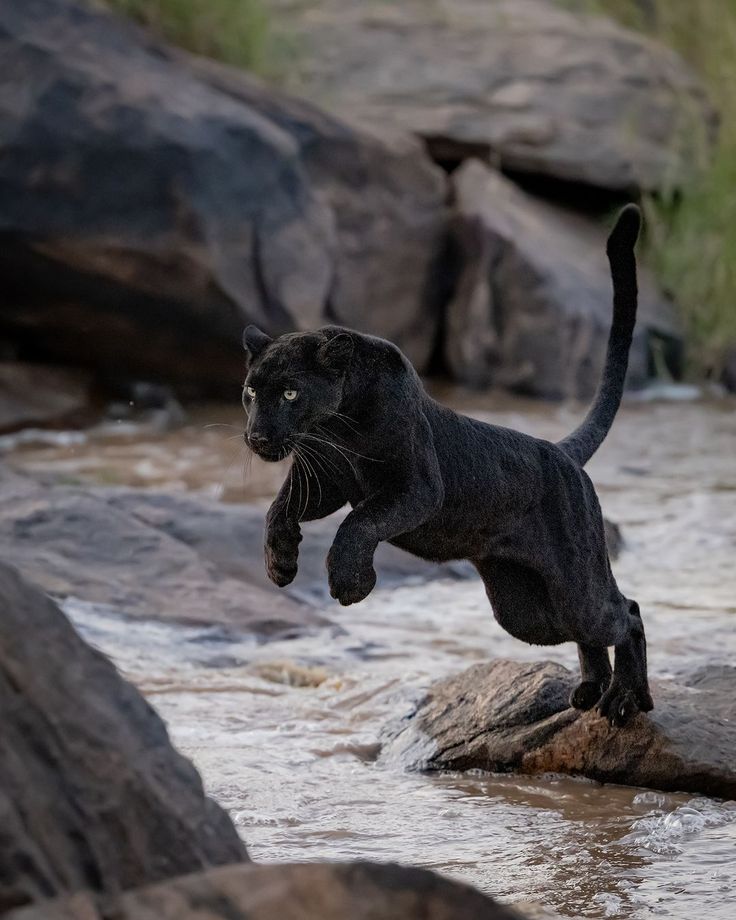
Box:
[241,205,653,727]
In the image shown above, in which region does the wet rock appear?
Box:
[103,489,476,604]
[109,489,622,595]
[0,561,247,913]
[268,0,716,194]
[385,659,736,799]
[0,363,95,434]
[0,468,325,636]
[445,162,680,397]
[0,0,446,394]
[0,466,623,626]
[5,862,520,920]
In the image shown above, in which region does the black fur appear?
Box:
[242,205,653,727]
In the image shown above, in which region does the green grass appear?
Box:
[103,0,280,77]
[567,0,736,379]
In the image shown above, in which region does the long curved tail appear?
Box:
[558,204,641,467]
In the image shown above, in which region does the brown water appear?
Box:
[3,390,736,919]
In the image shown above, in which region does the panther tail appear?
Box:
[558,204,641,467]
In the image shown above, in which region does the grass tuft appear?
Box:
[102,0,285,78]
[565,0,736,379]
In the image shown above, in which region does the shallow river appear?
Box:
[5,390,736,919]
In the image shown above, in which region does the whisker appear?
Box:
[215,442,247,501]
[296,440,333,482]
[285,457,294,516]
[299,432,358,477]
[326,411,361,436]
[293,451,309,519]
[293,444,322,509]
[242,445,254,486]
[296,437,341,477]
[314,425,384,463]
[203,423,241,431]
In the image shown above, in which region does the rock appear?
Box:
[267,0,716,194]
[0,0,446,394]
[106,489,621,596]
[0,562,247,913]
[385,659,736,799]
[0,466,479,633]
[0,363,95,434]
[0,463,623,624]
[5,862,521,920]
[722,347,736,393]
[0,467,324,636]
[444,162,680,397]
[103,489,476,604]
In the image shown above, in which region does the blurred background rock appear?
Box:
[1,0,733,434]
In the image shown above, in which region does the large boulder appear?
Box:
[268,0,716,193]
[385,659,736,799]
[0,363,95,434]
[0,0,446,394]
[444,161,680,397]
[5,862,521,920]
[0,561,247,913]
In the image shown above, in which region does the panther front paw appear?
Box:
[264,523,301,587]
[326,544,376,606]
[596,679,640,727]
[266,546,298,587]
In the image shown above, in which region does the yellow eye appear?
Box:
[284,389,298,401]
[244,386,255,399]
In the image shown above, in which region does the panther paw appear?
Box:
[596,680,640,727]
[570,680,605,711]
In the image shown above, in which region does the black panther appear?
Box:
[241,205,653,727]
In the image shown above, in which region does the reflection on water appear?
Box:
[7,391,736,919]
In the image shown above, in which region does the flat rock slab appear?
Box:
[0,468,480,635]
[0,468,318,636]
[6,862,521,920]
[103,488,476,605]
[0,562,246,913]
[445,161,680,397]
[269,0,716,193]
[385,659,736,799]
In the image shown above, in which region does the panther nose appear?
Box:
[249,433,271,449]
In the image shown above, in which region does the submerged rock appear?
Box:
[385,659,736,799]
[445,162,680,397]
[0,562,247,913]
[5,862,521,920]
[0,0,446,393]
[268,0,716,193]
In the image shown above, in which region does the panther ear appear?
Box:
[242,325,273,358]
[317,332,354,371]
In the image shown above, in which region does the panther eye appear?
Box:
[284,389,298,401]
[244,385,256,400]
